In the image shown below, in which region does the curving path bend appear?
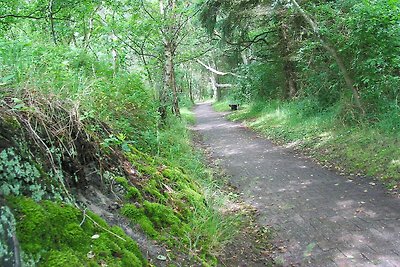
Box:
[193,103,400,267]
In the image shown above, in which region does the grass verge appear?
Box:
[212,100,232,112]
[222,100,400,190]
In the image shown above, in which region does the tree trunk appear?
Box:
[209,70,221,101]
[164,42,180,116]
[241,50,249,65]
[278,16,297,99]
[48,0,57,44]
[187,72,194,103]
[159,0,180,118]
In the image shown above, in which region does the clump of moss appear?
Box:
[161,168,184,182]
[114,176,129,188]
[126,186,142,201]
[8,197,146,266]
[115,176,143,201]
[143,201,180,227]
[143,178,167,203]
[121,199,191,242]
[121,204,158,238]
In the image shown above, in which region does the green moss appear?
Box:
[120,249,142,266]
[2,114,21,130]
[126,186,142,201]
[137,216,158,238]
[121,200,188,240]
[143,179,167,203]
[43,249,82,267]
[143,201,180,228]
[115,176,129,188]
[161,168,182,181]
[114,176,143,201]
[121,204,144,220]
[8,197,146,266]
[121,204,158,238]
[181,187,204,204]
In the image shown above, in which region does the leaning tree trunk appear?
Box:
[210,73,221,101]
[289,0,364,114]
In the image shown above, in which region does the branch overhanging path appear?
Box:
[193,103,400,266]
[196,59,241,78]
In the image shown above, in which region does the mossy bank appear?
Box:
[0,95,241,266]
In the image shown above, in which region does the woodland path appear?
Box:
[192,103,400,267]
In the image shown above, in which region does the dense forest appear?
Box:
[0,0,399,266]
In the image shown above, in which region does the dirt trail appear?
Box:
[193,103,400,267]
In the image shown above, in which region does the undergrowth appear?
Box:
[0,38,243,266]
[223,99,400,188]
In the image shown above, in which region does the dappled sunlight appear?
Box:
[297,165,308,169]
[314,131,334,147]
[390,159,400,167]
[193,121,242,131]
[194,103,400,266]
[285,140,303,148]
[249,108,289,128]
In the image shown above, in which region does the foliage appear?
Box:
[202,0,400,123]
[0,148,44,201]
[0,33,242,265]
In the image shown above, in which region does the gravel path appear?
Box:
[193,103,400,267]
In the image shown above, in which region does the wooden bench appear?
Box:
[229,104,239,111]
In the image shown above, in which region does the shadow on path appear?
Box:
[193,103,400,267]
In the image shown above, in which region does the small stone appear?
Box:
[91,234,100,239]
[157,255,167,261]
[87,251,95,259]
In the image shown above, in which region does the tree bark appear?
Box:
[278,15,297,99]
[210,59,222,101]
[186,72,194,103]
[160,0,180,118]
[48,0,57,44]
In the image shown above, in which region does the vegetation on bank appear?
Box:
[0,88,241,266]
[0,36,241,266]
[1,0,400,265]
[214,100,400,189]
